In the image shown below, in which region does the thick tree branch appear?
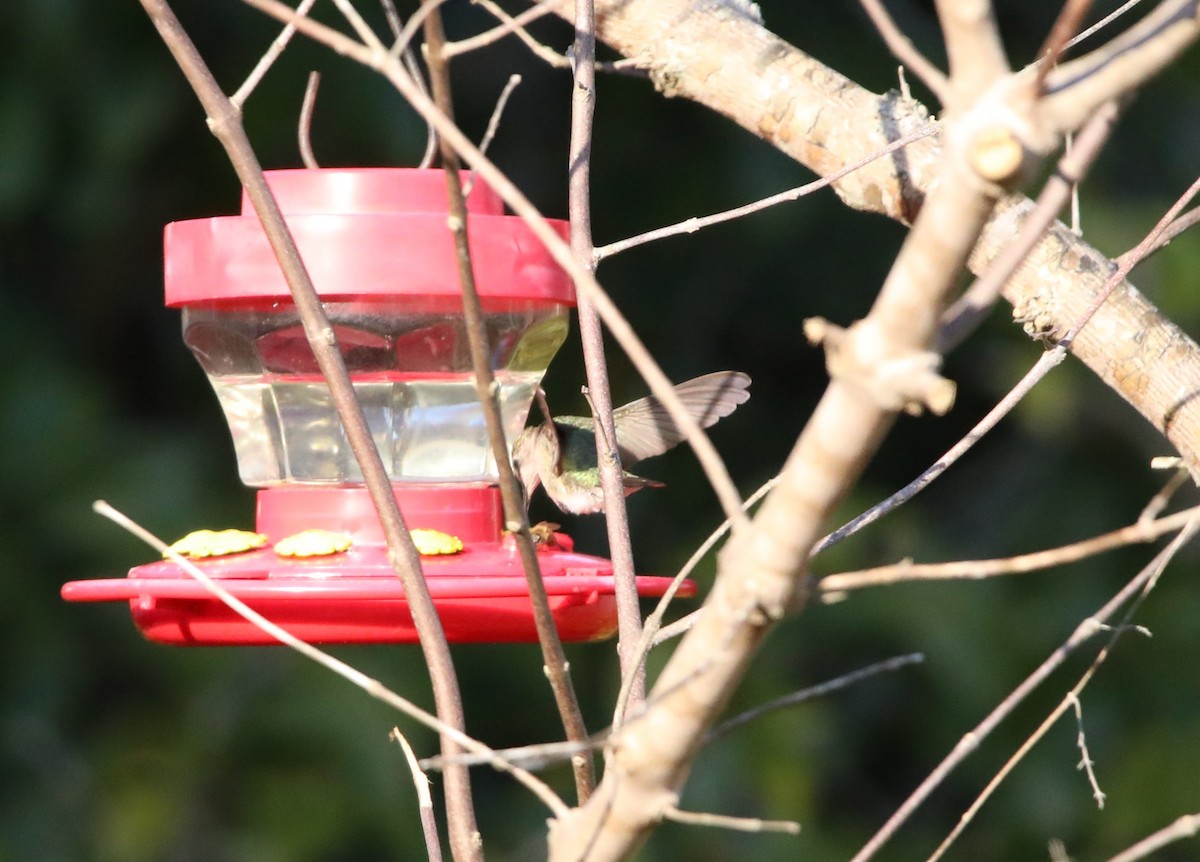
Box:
[575,0,1200,476]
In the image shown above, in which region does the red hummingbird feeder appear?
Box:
[61,168,692,645]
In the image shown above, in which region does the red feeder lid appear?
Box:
[164,168,574,306]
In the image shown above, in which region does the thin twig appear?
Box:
[430,646,914,778]
[662,806,801,835]
[419,0,595,804]
[1138,466,1190,525]
[443,0,560,59]
[331,0,381,47]
[649,612,698,646]
[819,503,1200,592]
[1034,0,1094,93]
[1064,0,1147,52]
[478,74,521,158]
[231,0,318,108]
[926,525,1185,862]
[812,347,1065,559]
[1066,132,1082,233]
[1041,0,1200,135]
[1115,204,1200,268]
[594,123,939,262]
[298,71,321,169]
[421,736,603,773]
[93,500,568,818]
[463,73,523,197]
[390,727,444,862]
[1106,812,1200,862]
[137,1,481,854]
[858,0,949,102]
[856,517,1199,862]
[385,0,447,62]
[1059,172,1200,352]
[379,0,438,168]
[448,0,642,75]
[1067,693,1106,809]
[705,653,924,746]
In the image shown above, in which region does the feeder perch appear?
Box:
[62,169,693,645]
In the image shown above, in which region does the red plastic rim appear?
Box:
[61,541,696,645]
[164,168,574,306]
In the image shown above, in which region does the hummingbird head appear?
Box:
[512,424,549,505]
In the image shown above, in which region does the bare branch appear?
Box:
[451,0,643,75]
[820,503,1200,592]
[594,122,939,262]
[705,653,925,746]
[926,529,1183,862]
[1106,813,1200,862]
[231,0,318,108]
[379,0,437,168]
[331,0,383,47]
[636,476,781,656]
[858,0,949,102]
[1139,464,1191,525]
[1067,693,1106,809]
[443,0,560,60]
[477,74,521,158]
[859,517,1200,862]
[421,736,603,774]
[1116,204,1200,268]
[390,727,444,862]
[385,0,448,63]
[1042,0,1200,133]
[298,71,321,169]
[1034,0,1094,93]
[662,806,801,835]
[462,73,522,196]
[818,169,1200,564]
[1066,0,1149,51]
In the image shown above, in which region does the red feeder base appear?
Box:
[62,485,695,645]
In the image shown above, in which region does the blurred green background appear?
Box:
[4,2,1200,860]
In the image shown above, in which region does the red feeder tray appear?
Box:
[63,169,696,645]
[62,486,695,645]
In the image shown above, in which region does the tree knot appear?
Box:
[805,317,956,416]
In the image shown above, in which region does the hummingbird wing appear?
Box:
[612,371,751,465]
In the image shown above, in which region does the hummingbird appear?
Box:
[513,371,751,514]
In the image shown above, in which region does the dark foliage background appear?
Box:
[4,2,1200,860]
